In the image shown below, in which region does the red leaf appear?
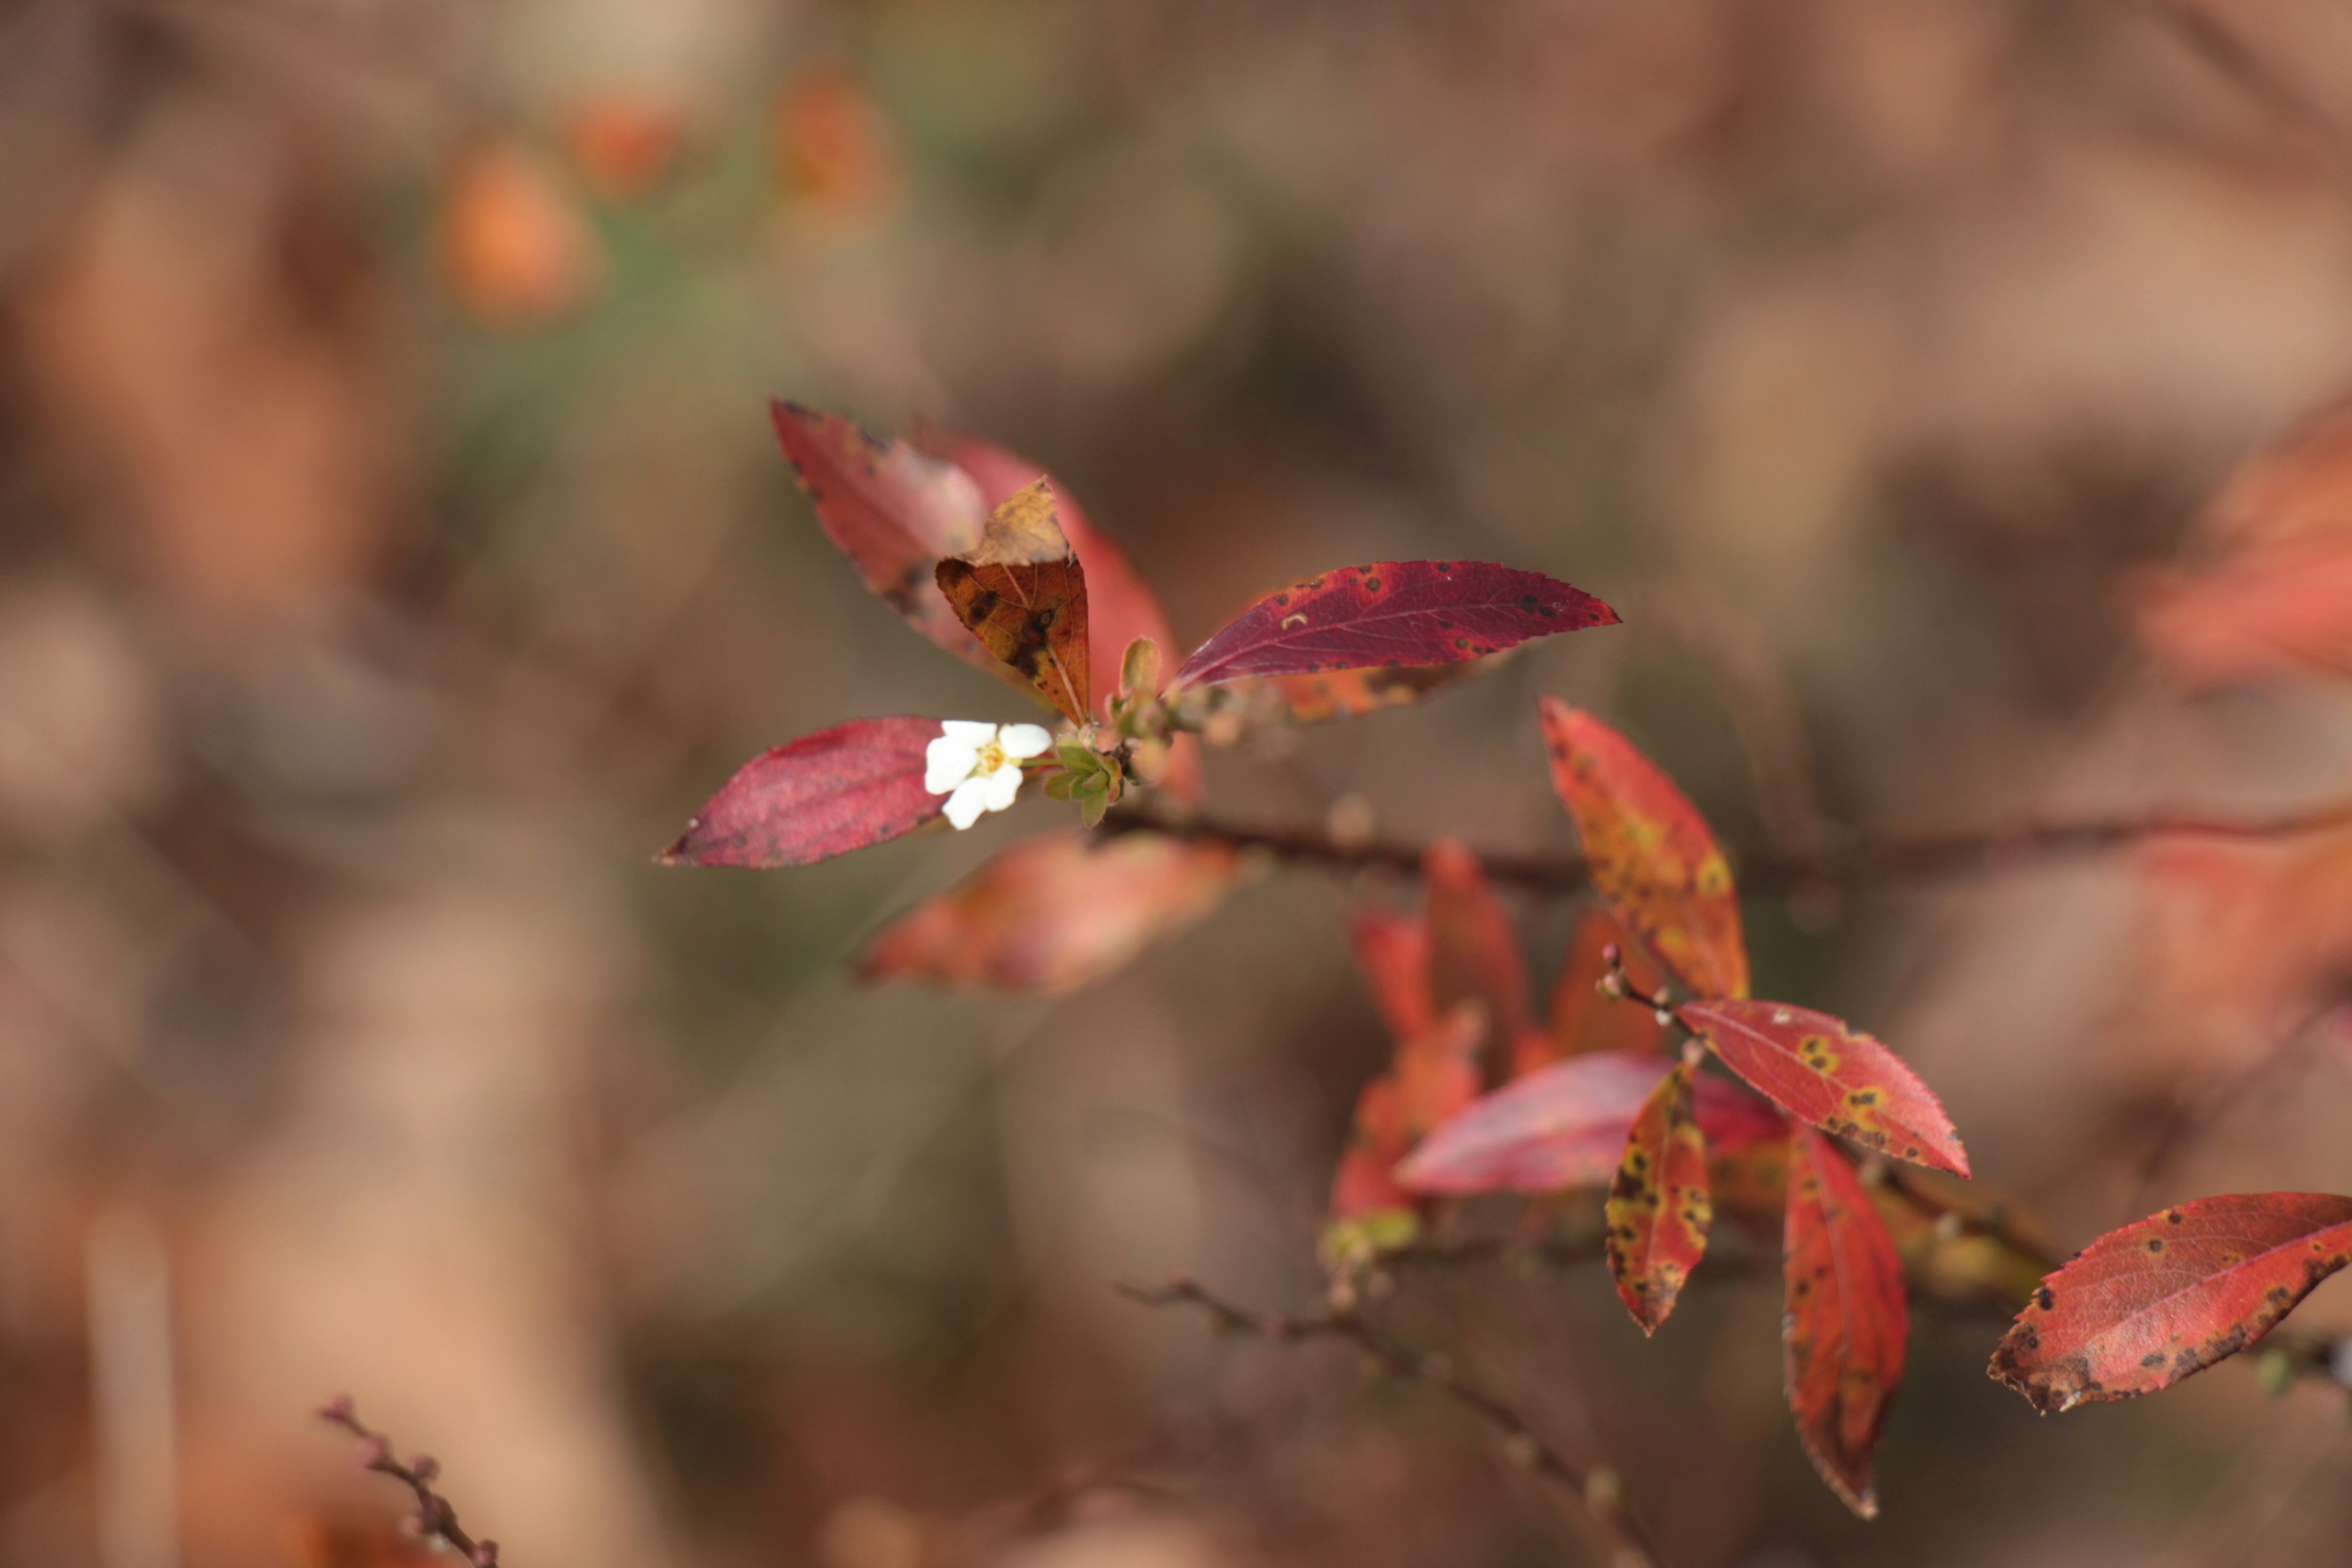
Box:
[1393,1049,1781,1196]
[1425,839,1534,1069]
[1537,701,1749,1000]
[1677,999,1969,1178]
[1351,908,1433,1042]
[859,831,1237,993]
[934,480,1091,723]
[1784,1126,1909,1520]
[1989,1192,2352,1412]
[1332,1000,1487,1219]
[1536,908,1668,1074]
[662,717,946,868]
[1607,1057,1713,1334]
[1172,560,1617,689]
[769,402,1000,672]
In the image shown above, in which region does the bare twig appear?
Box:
[1123,1275,1660,1567]
[317,1398,498,1566]
[1101,796,2352,897]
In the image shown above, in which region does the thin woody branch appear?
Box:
[1101,797,2352,896]
[318,1398,498,1566]
[1122,1275,1661,1568]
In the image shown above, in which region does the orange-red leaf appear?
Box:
[1606,1058,1712,1334]
[1677,999,1969,1177]
[662,717,946,868]
[769,401,1000,670]
[1393,1050,1783,1196]
[1536,908,1667,1073]
[1330,1001,1487,1220]
[1784,1126,1908,1520]
[1989,1192,2352,1412]
[1173,561,1617,689]
[1424,839,1534,1069]
[1537,701,1749,1000]
[859,831,1235,993]
[1238,663,1479,724]
[1330,1077,1413,1221]
[2136,539,2352,687]
[1350,908,1433,1042]
[934,480,1091,723]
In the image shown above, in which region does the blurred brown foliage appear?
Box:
[7,1,2352,1566]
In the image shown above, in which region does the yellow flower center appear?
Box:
[972,738,1007,777]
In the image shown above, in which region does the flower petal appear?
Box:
[999,723,1053,760]
[940,720,998,744]
[925,737,979,794]
[943,777,992,829]
[982,764,1024,813]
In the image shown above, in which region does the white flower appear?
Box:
[925,720,1052,829]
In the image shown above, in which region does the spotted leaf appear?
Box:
[935,480,1091,723]
[1537,701,1749,1000]
[1784,1126,1909,1520]
[1678,999,1968,1177]
[1989,1192,2352,1413]
[1394,1049,1782,1196]
[1607,1057,1713,1334]
[662,717,947,868]
[1172,561,1616,690]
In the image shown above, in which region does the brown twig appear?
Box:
[1123,1275,1661,1567]
[1101,797,2352,896]
[318,1398,498,1566]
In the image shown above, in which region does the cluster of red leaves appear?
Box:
[663,402,1618,995]
[1327,706,1970,1517]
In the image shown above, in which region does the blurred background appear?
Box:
[9,0,2352,1564]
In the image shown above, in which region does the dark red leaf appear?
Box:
[1393,1049,1781,1196]
[662,717,946,868]
[859,830,1237,993]
[1784,1125,1909,1520]
[1607,1057,1713,1335]
[1677,999,1969,1178]
[1989,1192,2352,1412]
[769,402,998,671]
[1172,560,1617,689]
